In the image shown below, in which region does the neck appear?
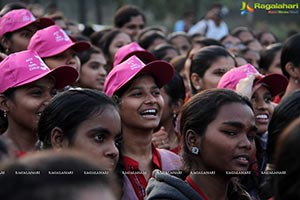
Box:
[161,118,179,149]
[189,172,229,200]
[3,125,37,152]
[282,80,300,100]
[122,126,153,158]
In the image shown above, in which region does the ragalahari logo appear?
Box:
[240,2,254,15]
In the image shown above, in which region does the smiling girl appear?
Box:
[104,55,182,200]
[0,50,78,156]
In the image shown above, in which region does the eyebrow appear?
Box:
[24,82,55,90]
[128,85,159,92]
[88,127,110,135]
[88,127,121,137]
[222,121,257,132]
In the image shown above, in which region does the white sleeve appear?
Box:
[188,20,207,35]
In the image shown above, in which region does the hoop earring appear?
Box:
[191,147,199,155]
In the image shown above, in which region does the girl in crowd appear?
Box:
[260,90,300,199]
[152,71,186,154]
[167,32,191,56]
[137,27,167,51]
[151,43,179,62]
[0,8,53,56]
[0,50,78,156]
[189,45,236,96]
[37,89,121,173]
[104,55,182,200]
[280,33,300,100]
[273,117,300,200]
[113,4,146,41]
[27,24,90,73]
[259,43,283,75]
[217,64,288,199]
[99,29,132,72]
[75,45,107,91]
[146,89,256,200]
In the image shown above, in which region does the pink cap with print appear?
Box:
[104,55,174,97]
[217,64,259,90]
[0,50,78,93]
[217,63,288,96]
[28,25,90,58]
[0,9,54,37]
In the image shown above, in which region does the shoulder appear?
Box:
[146,169,201,200]
[157,148,183,170]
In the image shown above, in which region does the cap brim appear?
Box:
[254,74,288,96]
[36,17,55,28]
[71,41,91,52]
[139,60,174,88]
[14,66,78,90]
[49,66,79,89]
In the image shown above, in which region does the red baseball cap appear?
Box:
[0,50,79,93]
[0,9,54,37]
[217,64,288,96]
[113,42,156,67]
[28,25,90,58]
[104,55,174,97]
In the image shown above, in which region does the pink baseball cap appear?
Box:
[113,42,156,67]
[104,55,174,97]
[27,25,90,58]
[0,9,54,37]
[217,64,288,96]
[0,50,79,93]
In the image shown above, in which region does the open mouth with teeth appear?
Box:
[140,109,158,117]
[255,114,269,123]
[234,155,250,166]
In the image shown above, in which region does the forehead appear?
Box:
[209,56,235,68]
[77,107,121,132]
[215,102,254,123]
[223,35,240,43]
[127,15,144,24]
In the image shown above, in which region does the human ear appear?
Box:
[0,94,9,113]
[185,129,201,154]
[171,99,184,116]
[50,127,69,150]
[0,37,11,52]
[285,62,300,79]
[190,73,203,92]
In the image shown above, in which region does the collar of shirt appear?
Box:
[122,145,162,200]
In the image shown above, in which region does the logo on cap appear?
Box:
[54,29,70,43]
[26,55,49,71]
[22,12,35,22]
[127,56,144,70]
